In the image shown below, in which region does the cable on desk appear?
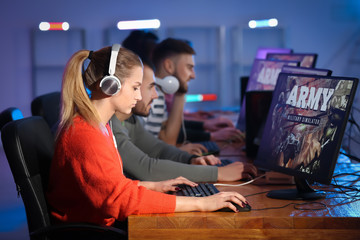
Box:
[244,190,270,198]
[314,177,360,201]
[251,202,327,211]
[339,151,360,162]
[214,174,266,187]
[293,202,327,211]
[333,171,360,178]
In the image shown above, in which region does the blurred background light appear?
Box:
[117,19,161,30]
[248,18,278,28]
[39,22,69,31]
[185,94,217,102]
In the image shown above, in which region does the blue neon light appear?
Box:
[11,109,23,120]
[185,95,203,102]
[249,18,278,28]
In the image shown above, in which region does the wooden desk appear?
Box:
[130,112,360,239]
[129,162,360,240]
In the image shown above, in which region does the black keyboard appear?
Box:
[176,183,219,197]
[198,141,220,155]
[176,183,252,212]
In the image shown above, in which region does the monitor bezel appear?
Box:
[281,65,332,76]
[255,47,293,60]
[266,53,318,68]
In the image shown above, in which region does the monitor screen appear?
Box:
[267,53,318,68]
[255,47,293,59]
[281,65,332,76]
[237,59,300,131]
[254,73,358,200]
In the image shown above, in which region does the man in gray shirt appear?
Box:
[111,62,257,182]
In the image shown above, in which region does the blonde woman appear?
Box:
[46,44,247,227]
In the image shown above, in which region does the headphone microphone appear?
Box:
[155,76,180,94]
[99,44,122,96]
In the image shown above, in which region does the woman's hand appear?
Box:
[175,191,248,213]
[198,191,247,212]
[139,176,197,193]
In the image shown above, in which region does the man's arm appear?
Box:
[158,92,185,145]
[111,115,218,182]
[129,115,191,162]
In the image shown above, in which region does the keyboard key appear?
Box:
[177,183,219,197]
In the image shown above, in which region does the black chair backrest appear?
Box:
[0,107,24,130]
[31,92,61,130]
[1,116,54,234]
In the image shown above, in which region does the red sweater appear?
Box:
[46,116,176,226]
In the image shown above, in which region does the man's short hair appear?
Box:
[122,30,159,70]
[152,38,196,71]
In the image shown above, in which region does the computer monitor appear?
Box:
[245,90,273,159]
[237,59,300,131]
[254,73,358,200]
[267,53,318,68]
[281,65,332,76]
[255,47,293,59]
[240,76,249,102]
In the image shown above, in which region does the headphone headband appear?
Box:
[99,44,122,96]
[108,44,121,75]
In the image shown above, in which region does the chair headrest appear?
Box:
[1,116,54,183]
[31,92,61,129]
[0,107,24,130]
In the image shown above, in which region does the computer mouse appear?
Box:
[219,202,251,212]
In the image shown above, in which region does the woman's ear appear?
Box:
[163,58,175,75]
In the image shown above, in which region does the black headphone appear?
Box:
[99,44,122,96]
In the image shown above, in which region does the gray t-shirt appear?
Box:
[110,114,218,182]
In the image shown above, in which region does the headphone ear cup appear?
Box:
[100,76,121,96]
[157,76,179,94]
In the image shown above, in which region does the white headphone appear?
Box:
[99,44,122,96]
[156,76,180,94]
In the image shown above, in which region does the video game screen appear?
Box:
[237,59,299,131]
[255,73,358,184]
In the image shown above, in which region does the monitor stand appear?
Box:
[266,176,325,200]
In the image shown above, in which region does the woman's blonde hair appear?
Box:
[56,46,142,138]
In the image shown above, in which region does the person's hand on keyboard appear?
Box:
[217,162,258,181]
[191,155,221,165]
[178,143,207,155]
[139,176,197,193]
[210,127,245,142]
[197,192,248,212]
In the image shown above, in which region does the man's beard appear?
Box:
[173,70,188,94]
[177,83,188,93]
[132,102,151,117]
